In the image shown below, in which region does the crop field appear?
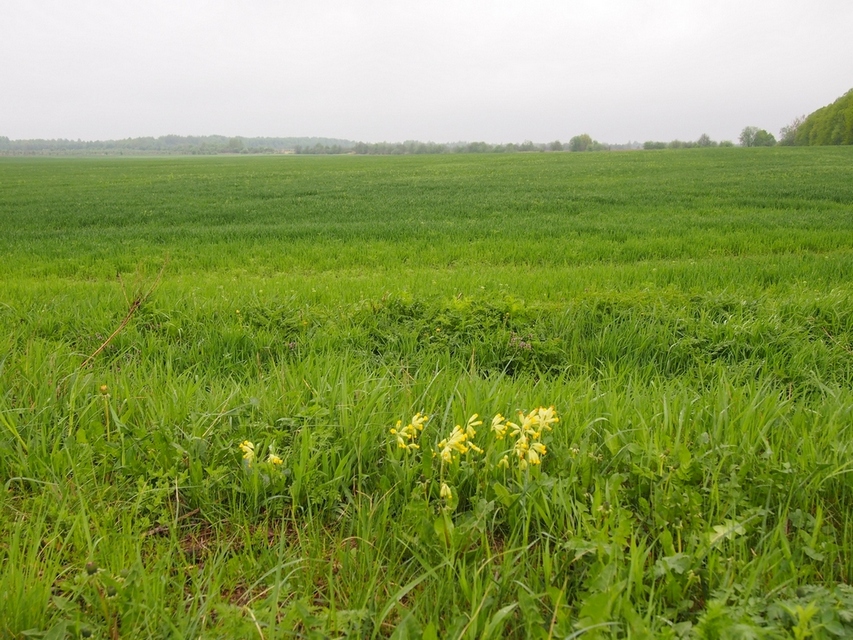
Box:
[2,148,853,638]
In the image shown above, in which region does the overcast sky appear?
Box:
[2,0,851,144]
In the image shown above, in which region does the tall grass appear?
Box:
[2,149,853,637]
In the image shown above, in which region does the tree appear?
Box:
[696,133,715,147]
[739,126,759,147]
[794,89,853,145]
[569,134,593,152]
[752,129,776,146]
[549,140,563,151]
[739,127,775,147]
[779,116,804,146]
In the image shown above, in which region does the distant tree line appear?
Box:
[0,135,355,156]
[7,87,851,159]
[296,135,640,155]
[643,134,735,150]
[300,140,557,155]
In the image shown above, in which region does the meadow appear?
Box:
[1,148,853,638]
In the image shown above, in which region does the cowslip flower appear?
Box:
[390,412,429,452]
[513,434,529,461]
[239,440,255,466]
[510,410,538,439]
[491,414,508,440]
[267,444,283,466]
[438,426,469,463]
[526,447,542,466]
[440,482,453,500]
[505,408,556,469]
[465,414,482,439]
[410,412,429,432]
[533,406,559,433]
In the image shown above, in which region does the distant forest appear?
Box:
[0,134,642,156]
[300,138,641,155]
[2,89,850,156]
[786,89,853,146]
[0,135,354,156]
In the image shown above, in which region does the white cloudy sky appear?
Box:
[2,0,851,143]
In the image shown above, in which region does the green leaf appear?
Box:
[708,520,746,546]
[43,622,69,640]
[482,603,518,638]
[421,621,439,640]
[803,546,825,562]
[654,553,692,576]
[433,514,454,546]
[491,482,514,507]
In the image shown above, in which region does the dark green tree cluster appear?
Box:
[791,89,853,145]
[739,126,776,147]
[568,134,608,152]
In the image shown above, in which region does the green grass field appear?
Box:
[2,148,853,638]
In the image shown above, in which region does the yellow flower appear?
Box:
[491,414,508,440]
[516,409,539,439]
[391,414,428,453]
[268,453,283,465]
[531,441,547,457]
[410,412,429,432]
[497,455,510,469]
[440,482,453,500]
[438,425,469,463]
[465,414,483,439]
[239,440,255,466]
[508,407,558,442]
[534,406,559,432]
[527,448,541,465]
[513,434,529,459]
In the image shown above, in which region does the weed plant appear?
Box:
[1,149,853,637]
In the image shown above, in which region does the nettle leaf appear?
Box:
[709,520,746,546]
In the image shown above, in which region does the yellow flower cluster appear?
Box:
[492,406,558,470]
[388,406,559,507]
[438,414,484,463]
[238,440,283,468]
[239,440,255,465]
[390,412,429,452]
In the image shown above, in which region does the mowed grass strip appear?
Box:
[1,148,853,637]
